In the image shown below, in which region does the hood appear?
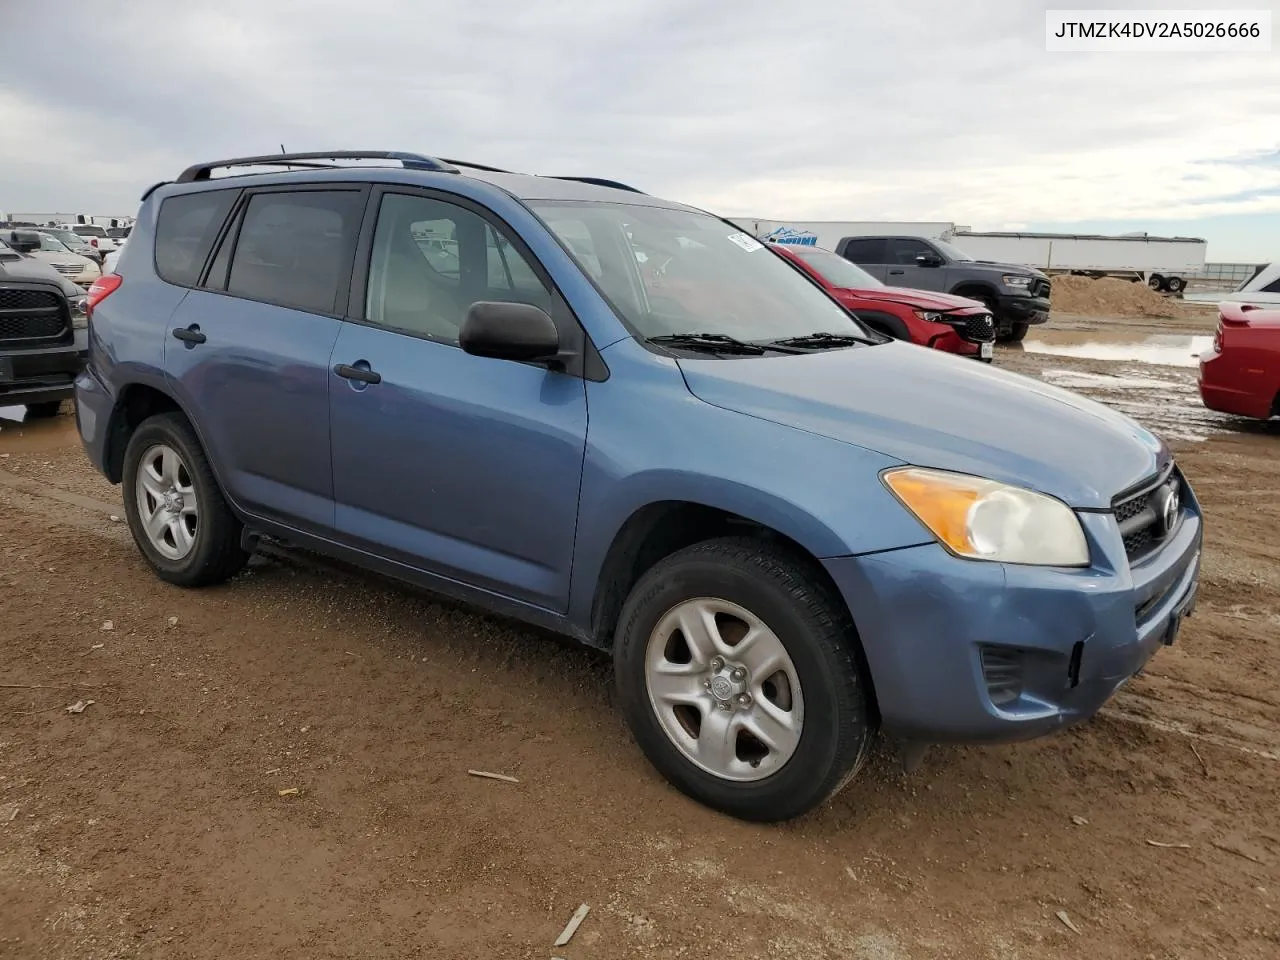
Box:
[840,286,987,312]
[0,254,84,298]
[27,250,94,268]
[964,260,1047,278]
[678,343,1167,509]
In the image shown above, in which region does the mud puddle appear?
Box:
[1037,365,1241,442]
[1022,331,1213,368]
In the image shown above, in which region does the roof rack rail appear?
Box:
[439,158,514,174]
[546,176,646,194]
[175,151,461,183]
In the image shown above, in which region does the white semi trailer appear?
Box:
[732,218,1207,294]
[949,231,1207,294]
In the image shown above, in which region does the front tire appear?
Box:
[613,537,875,822]
[121,412,248,587]
[1000,321,1030,343]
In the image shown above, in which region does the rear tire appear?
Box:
[1148,274,1166,291]
[613,537,875,822]
[121,412,248,587]
[1164,276,1186,294]
[26,401,64,418]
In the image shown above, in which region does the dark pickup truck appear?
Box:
[835,235,1051,342]
[0,230,89,416]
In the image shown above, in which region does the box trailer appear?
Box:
[948,231,1207,294]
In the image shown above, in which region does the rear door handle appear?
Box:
[888,269,905,276]
[171,325,206,344]
[333,363,382,385]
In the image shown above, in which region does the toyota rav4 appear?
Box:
[77,151,1202,822]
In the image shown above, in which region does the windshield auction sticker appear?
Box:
[727,233,764,252]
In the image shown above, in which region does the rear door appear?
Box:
[162,185,367,532]
[838,238,888,281]
[327,187,588,611]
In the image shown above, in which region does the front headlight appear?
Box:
[1002,275,1033,290]
[882,467,1089,566]
[913,310,944,323]
[71,296,89,329]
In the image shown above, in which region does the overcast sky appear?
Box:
[3,0,1277,259]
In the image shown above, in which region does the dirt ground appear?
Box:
[2,304,1277,960]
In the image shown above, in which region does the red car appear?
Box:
[768,242,996,360]
[1198,302,1280,419]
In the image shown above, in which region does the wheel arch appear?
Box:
[587,500,883,723]
[948,282,999,305]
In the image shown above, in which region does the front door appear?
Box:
[328,189,588,612]
[884,237,943,291]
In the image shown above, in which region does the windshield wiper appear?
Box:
[767,331,870,350]
[647,333,767,355]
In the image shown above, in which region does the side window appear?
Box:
[154,190,237,286]
[888,238,934,264]
[1262,276,1280,294]
[839,238,885,264]
[364,193,552,343]
[225,191,363,314]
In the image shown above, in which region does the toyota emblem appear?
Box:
[1156,483,1180,537]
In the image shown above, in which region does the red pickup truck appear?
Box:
[1198,303,1280,420]
[768,242,996,360]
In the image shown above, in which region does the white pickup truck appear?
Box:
[57,223,118,260]
[1184,262,1280,307]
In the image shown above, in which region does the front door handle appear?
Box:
[171,325,206,345]
[888,269,906,276]
[333,362,382,385]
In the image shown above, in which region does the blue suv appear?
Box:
[76,152,1203,821]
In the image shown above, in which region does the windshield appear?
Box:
[933,238,974,261]
[73,224,107,237]
[36,233,71,253]
[783,246,882,289]
[529,201,870,342]
[107,227,129,238]
[47,230,83,246]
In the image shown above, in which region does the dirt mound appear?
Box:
[1051,274,1176,318]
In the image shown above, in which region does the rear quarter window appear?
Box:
[839,238,886,264]
[155,190,238,286]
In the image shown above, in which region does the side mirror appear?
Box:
[460,301,560,363]
[7,230,41,253]
[915,253,943,267]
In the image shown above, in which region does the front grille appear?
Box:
[52,262,82,275]
[961,313,996,343]
[1113,467,1183,563]
[1032,278,1052,299]
[0,286,70,343]
[980,646,1023,707]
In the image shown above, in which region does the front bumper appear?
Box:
[995,295,1051,325]
[824,494,1203,743]
[0,328,89,406]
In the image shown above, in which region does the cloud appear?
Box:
[2,0,1277,236]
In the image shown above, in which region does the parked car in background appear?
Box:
[1198,303,1280,420]
[768,242,995,361]
[41,227,102,263]
[0,231,89,416]
[78,150,1202,822]
[107,226,131,242]
[1186,262,1280,308]
[103,240,125,274]
[835,235,1051,342]
[61,222,119,258]
[9,231,103,287]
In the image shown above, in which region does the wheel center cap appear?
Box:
[162,490,183,514]
[709,676,734,701]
